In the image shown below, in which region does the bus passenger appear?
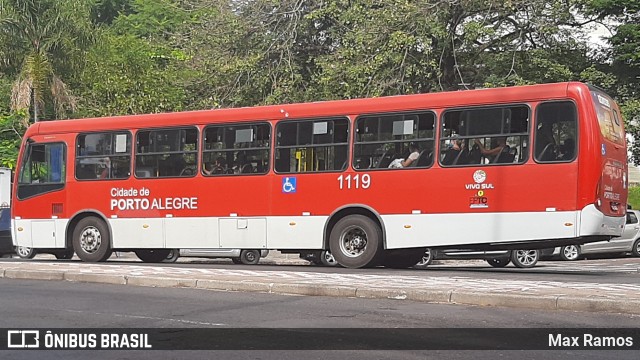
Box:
[474,137,507,161]
[389,143,420,168]
[442,136,464,165]
[204,156,227,175]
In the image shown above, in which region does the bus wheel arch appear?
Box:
[325,207,385,268]
[68,212,113,262]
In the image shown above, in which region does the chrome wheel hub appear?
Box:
[80,226,101,254]
[340,226,368,258]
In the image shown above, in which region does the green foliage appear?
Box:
[628,186,640,210]
[76,32,189,117]
[0,111,28,169]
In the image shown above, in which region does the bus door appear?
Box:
[14,139,68,248]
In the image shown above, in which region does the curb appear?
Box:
[4,267,640,316]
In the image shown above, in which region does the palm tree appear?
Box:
[0,0,94,124]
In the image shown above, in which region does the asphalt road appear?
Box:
[0,278,638,360]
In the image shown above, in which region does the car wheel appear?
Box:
[329,215,382,268]
[231,258,243,264]
[162,249,180,263]
[511,249,539,268]
[72,217,112,262]
[320,250,338,267]
[240,250,260,265]
[632,239,640,257]
[413,248,433,269]
[560,245,581,261]
[54,250,74,260]
[486,257,510,268]
[16,246,36,259]
[135,249,172,263]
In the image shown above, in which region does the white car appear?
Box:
[163,248,269,265]
[543,210,640,261]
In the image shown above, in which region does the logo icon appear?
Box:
[7,330,39,348]
[282,177,296,193]
[473,170,486,184]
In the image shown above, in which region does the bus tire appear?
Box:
[486,257,510,268]
[16,246,36,259]
[72,217,112,262]
[511,249,539,268]
[135,249,172,263]
[329,215,382,269]
[54,250,74,260]
[239,250,260,265]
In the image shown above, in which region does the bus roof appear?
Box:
[27,82,582,137]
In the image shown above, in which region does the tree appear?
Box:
[582,0,640,163]
[0,0,94,124]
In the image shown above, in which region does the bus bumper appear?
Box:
[579,204,625,237]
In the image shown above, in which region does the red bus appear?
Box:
[11,82,628,268]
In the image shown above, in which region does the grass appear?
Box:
[629,186,640,210]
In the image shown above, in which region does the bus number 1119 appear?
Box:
[337,174,371,190]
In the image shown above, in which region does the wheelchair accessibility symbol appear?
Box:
[282,177,297,193]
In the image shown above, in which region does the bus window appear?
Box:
[353,111,435,170]
[202,123,270,176]
[275,118,348,173]
[440,105,529,166]
[76,132,131,180]
[534,101,577,162]
[135,127,198,178]
[17,142,66,199]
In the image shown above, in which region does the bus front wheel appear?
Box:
[72,217,112,262]
[329,215,382,269]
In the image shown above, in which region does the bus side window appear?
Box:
[353,111,435,171]
[275,118,349,173]
[534,101,577,163]
[440,105,529,167]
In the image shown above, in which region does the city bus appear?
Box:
[11,82,628,268]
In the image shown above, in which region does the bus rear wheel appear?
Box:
[72,217,112,262]
[136,249,172,263]
[329,215,382,269]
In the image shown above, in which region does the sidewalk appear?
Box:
[1,252,639,316]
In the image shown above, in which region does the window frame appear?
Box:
[17,140,67,200]
[201,121,272,177]
[352,110,437,172]
[274,116,350,174]
[439,103,532,167]
[75,130,132,181]
[134,126,200,179]
[533,100,579,164]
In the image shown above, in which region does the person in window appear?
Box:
[559,138,575,160]
[99,157,110,179]
[474,137,508,161]
[234,151,253,173]
[204,156,227,175]
[535,121,557,160]
[388,143,420,168]
[442,136,464,165]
